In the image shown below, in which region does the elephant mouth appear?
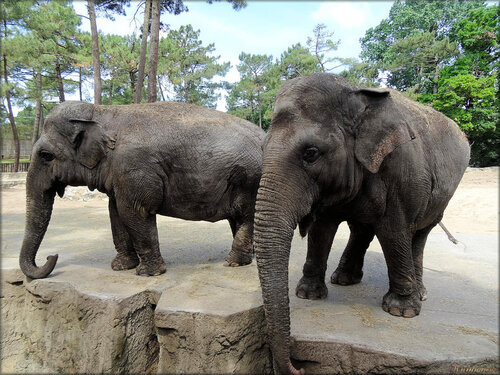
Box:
[53,181,67,198]
[298,211,315,237]
[297,200,323,237]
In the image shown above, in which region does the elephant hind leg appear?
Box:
[109,198,140,271]
[377,229,421,318]
[412,214,443,301]
[224,217,253,267]
[331,221,374,286]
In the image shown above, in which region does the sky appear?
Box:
[72,0,395,110]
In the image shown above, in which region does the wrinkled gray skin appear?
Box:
[254,73,470,375]
[20,101,265,279]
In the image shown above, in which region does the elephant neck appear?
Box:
[81,157,112,194]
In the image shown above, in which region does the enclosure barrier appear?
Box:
[1,162,30,173]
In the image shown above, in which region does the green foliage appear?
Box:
[387,31,457,92]
[1,106,34,139]
[2,1,83,104]
[279,43,320,80]
[0,102,55,140]
[100,33,140,105]
[431,5,499,166]
[360,0,487,89]
[339,59,380,87]
[205,0,247,11]
[226,52,273,128]
[306,24,340,72]
[94,0,130,20]
[227,44,323,130]
[360,1,498,166]
[158,25,230,108]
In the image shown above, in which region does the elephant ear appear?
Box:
[68,119,116,169]
[353,88,418,174]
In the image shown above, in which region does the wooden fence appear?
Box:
[1,162,30,173]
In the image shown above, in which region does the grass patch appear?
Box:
[1,158,30,164]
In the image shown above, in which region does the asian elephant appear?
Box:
[253,73,470,375]
[20,101,265,279]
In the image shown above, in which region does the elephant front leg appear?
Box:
[109,198,140,271]
[331,221,374,285]
[377,229,421,318]
[116,201,166,276]
[296,218,338,300]
[224,218,253,267]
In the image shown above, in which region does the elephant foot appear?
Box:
[223,250,253,267]
[295,276,328,300]
[111,253,140,271]
[330,267,363,285]
[136,258,167,276]
[382,290,421,318]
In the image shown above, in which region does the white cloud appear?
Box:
[312,2,368,29]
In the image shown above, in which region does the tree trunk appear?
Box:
[88,0,102,105]
[2,55,20,172]
[55,60,65,102]
[109,78,113,105]
[433,54,439,95]
[130,70,136,96]
[183,80,189,102]
[32,71,43,147]
[315,38,325,72]
[258,90,262,128]
[79,67,83,101]
[158,76,166,101]
[147,0,160,103]
[135,0,152,104]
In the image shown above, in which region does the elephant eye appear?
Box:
[40,151,55,162]
[302,147,320,164]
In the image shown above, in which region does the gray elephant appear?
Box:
[20,101,265,279]
[253,73,470,375]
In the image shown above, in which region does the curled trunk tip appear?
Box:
[277,360,305,375]
[20,254,58,279]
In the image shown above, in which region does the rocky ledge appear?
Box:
[2,216,498,374]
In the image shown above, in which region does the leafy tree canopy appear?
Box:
[359,0,498,166]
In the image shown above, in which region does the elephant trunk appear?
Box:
[19,169,59,279]
[254,168,311,375]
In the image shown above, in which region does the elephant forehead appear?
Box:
[273,97,297,116]
[48,101,94,120]
[266,123,326,149]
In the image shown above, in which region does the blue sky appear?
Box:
[72,1,395,108]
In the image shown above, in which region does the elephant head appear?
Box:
[254,73,420,374]
[20,101,116,279]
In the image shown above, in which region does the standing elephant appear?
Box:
[20,101,265,279]
[254,73,470,375]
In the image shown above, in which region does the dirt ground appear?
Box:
[1,167,498,234]
[440,167,498,234]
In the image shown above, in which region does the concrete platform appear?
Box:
[1,184,498,374]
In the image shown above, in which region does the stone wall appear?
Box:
[0,265,273,375]
[1,270,161,374]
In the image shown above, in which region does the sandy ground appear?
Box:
[439,167,498,234]
[1,167,498,235]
